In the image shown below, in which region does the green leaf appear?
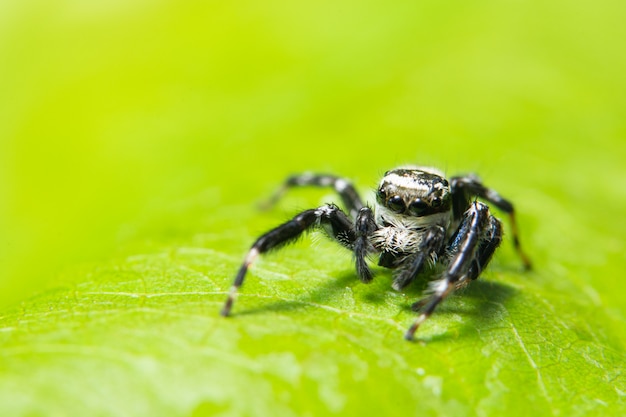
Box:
[1,0,626,416]
[1,192,625,416]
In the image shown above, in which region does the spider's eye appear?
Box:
[431,197,442,208]
[408,199,428,216]
[387,195,405,213]
[376,188,386,203]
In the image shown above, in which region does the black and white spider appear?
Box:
[221,166,531,340]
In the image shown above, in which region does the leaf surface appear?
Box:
[1,197,625,416]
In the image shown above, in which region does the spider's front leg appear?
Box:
[221,204,357,317]
[354,207,378,282]
[262,173,365,219]
[450,175,531,269]
[404,202,501,341]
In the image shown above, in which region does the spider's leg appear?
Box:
[262,173,364,219]
[391,226,446,291]
[466,215,502,282]
[450,175,532,269]
[404,202,492,341]
[221,204,355,317]
[354,207,377,282]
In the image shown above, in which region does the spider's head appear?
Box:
[375,167,451,227]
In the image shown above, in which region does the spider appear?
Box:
[220,166,531,341]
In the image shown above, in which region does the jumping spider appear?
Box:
[221,166,531,340]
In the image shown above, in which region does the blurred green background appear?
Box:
[1,1,626,414]
[2,0,625,310]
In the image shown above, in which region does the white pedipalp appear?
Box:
[371,226,423,254]
[371,201,451,254]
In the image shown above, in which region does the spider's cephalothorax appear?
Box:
[221,166,531,341]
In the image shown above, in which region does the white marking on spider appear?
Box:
[334,179,349,192]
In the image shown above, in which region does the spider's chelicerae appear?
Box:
[221,166,531,341]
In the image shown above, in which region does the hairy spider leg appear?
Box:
[450,175,532,269]
[354,207,378,282]
[404,202,498,341]
[391,226,446,291]
[410,215,503,305]
[466,216,503,282]
[261,173,365,219]
[220,204,356,317]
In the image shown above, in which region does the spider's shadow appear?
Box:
[233,267,517,343]
[236,263,437,317]
[234,267,363,317]
[403,278,517,343]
